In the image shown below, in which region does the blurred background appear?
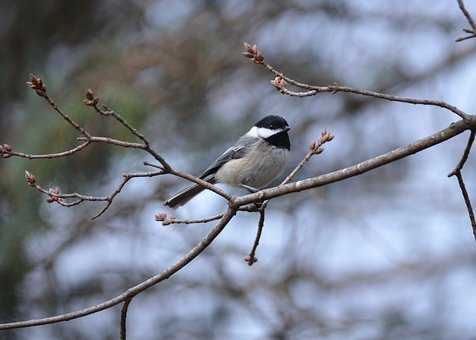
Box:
[1,1,476,339]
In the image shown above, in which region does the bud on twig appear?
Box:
[242,42,264,64]
[155,213,167,222]
[26,74,47,97]
[47,187,61,203]
[271,76,286,93]
[24,170,36,186]
[0,144,12,158]
[320,130,334,143]
[83,88,99,107]
[309,130,335,155]
[155,212,176,225]
[244,255,258,265]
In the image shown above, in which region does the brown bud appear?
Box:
[155,213,167,222]
[24,170,36,186]
[241,42,264,64]
[47,187,61,203]
[271,76,286,90]
[83,89,99,106]
[26,74,47,96]
[86,88,94,100]
[0,144,12,158]
[244,255,258,265]
[320,131,334,143]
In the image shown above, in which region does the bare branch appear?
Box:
[4,142,90,160]
[456,0,476,42]
[448,130,476,240]
[24,170,164,218]
[0,208,236,331]
[232,119,472,207]
[83,89,170,169]
[27,74,90,138]
[448,130,475,176]
[144,161,233,202]
[454,172,476,240]
[245,208,265,265]
[155,212,225,226]
[282,131,334,185]
[120,298,133,340]
[243,44,469,120]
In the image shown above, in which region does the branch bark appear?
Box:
[232,119,472,207]
[0,208,236,330]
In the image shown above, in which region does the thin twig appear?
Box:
[282,131,334,185]
[157,213,224,226]
[448,130,476,240]
[456,34,476,42]
[144,161,232,202]
[24,170,164,219]
[455,172,476,240]
[26,75,91,138]
[448,130,475,176]
[457,0,476,32]
[245,208,265,265]
[120,298,133,340]
[6,142,90,160]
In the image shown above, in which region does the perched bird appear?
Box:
[165,115,291,208]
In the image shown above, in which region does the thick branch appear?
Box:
[232,119,471,207]
[0,208,236,330]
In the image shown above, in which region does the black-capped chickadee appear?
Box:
[165,115,291,208]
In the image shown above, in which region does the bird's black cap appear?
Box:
[255,115,289,130]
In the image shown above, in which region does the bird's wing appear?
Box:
[199,136,257,179]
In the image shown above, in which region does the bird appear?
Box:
[164,115,291,208]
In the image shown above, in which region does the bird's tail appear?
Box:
[164,177,216,208]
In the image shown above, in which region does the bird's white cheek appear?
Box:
[246,126,277,138]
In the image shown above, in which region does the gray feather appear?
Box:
[165,136,258,208]
[199,136,257,178]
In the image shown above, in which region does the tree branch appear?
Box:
[155,212,225,226]
[3,75,233,221]
[24,170,165,219]
[0,208,236,330]
[243,43,469,120]
[245,208,265,265]
[243,130,335,265]
[448,130,476,240]
[456,0,476,41]
[120,298,133,340]
[232,119,472,207]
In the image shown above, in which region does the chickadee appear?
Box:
[165,115,291,208]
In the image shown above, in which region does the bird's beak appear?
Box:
[284,127,290,132]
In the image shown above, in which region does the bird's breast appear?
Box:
[215,142,288,188]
